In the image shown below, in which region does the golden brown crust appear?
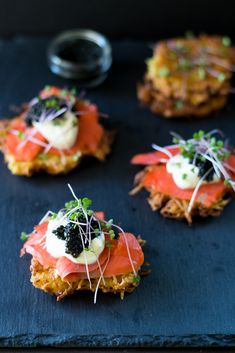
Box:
[147,189,230,224]
[138,35,235,118]
[137,81,227,118]
[0,118,114,176]
[130,169,231,224]
[30,259,141,301]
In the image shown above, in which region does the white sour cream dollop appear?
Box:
[45,216,105,265]
[33,110,79,149]
[166,154,220,189]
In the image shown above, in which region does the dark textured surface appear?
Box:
[0,37,235,348]
[0,0,235,39]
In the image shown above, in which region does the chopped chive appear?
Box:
[17,130,25,139]
[133,276,140,283]
[20,231,28,241]
[175,100,184,110]
[38,153,49,160]
[197,67,206,80]
[218,72,226,82]
[222,36,231,47]
[158,66,170,77]
[44,85,51,91]
[178,58,191,70]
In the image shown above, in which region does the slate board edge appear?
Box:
[1,334,235,348]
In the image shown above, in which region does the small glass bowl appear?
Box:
[47,29,112,87]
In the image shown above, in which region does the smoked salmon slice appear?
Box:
[21,221,144,280]
[47,101,104,156]
[142,164,228,207]
[5,88,105,161]
[131,131,235,223]
[131,147,179,165]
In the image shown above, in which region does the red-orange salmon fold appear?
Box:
[132,147,235,207]
[6,88,104,161]
[21,219,144,281]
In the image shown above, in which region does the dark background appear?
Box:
[0,0,234,39]
[1,0,235,349]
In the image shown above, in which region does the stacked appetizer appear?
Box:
[131,130,235,224]
[0,86,113,176]
[21,185,145,302]
[138,35,235,117]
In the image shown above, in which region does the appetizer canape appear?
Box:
[131,130,235,224]
[21,185,145,302]
[0,86,113,176]
[138,35,235,118]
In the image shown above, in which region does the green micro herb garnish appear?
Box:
[222,36,231,47]
[133,276,141,283]
[38,153,49,160]
[50,212,57,220]
[65,197,93,222]
[178,58,192,70]
[176,130,231,162]
[159,66,170,77]
[154,130,235,214]
[20,231,28,241]
[197,67,206,80]
[218,72,226,82]
[109,229,115,239]
[17,131,25,140]
[175,100,184,110]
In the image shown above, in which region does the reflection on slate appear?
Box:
[0,38,235,348]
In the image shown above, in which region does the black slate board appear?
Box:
[0,37,235,348]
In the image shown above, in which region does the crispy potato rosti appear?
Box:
[0,117,114,176]
[138,35,235,118]
[0,111,114,176]
[30,259,142,301]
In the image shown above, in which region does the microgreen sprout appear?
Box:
[17,131,25,140]
[20,231,28,241]
[50,212,57,220]
[152,130,234,214]
[175,100,184,110]
[38,153,49,160]
[222,36,231,47]
[197,67,206,80]
[218,72,226,82]
[109,229,116,239]
[24,184,138,303]
[132,276,141,283]
[159,66,170,77]
[178,57,192,70]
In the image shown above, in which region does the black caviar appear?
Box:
[25,96,69,126]
[52,214,101,258]
[53,225,66,240]
[57,39,102,65]
[190,156,215,181]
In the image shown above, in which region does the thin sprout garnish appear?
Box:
[21,184,138,298]
[152,130,235,213]
[11,87,78,152]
